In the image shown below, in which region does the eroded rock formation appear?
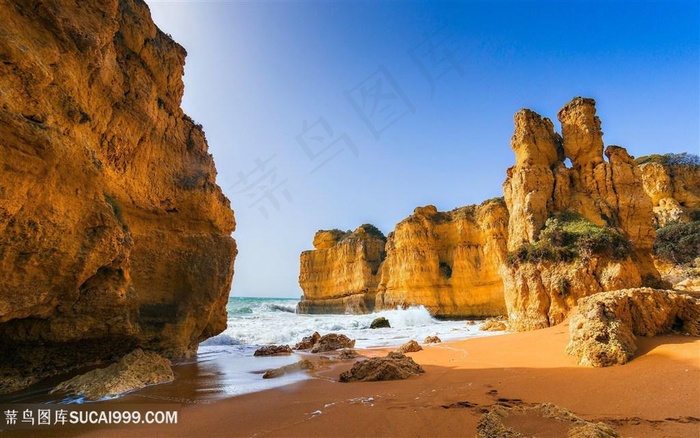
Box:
[377,202,509,317]
[298,201,509,317]
[502,98,660,330]
[0,0,236,393]
[297,96,695,333]
[566,288,700,367]
[297,225,385,314]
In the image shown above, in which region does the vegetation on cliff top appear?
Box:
[326,224,386,242]
[356,223,387,240]
[506,212,632,266]
[635,152,700,167]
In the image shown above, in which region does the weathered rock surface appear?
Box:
[262,359,313,379]
[370,317,390,329]
[503,258,641,331]
[477,403,619,438]
[0,0,236,393]
[293,332,321,350]
[396,340,423,353]
[566,288,700,367]
[310,333,355,353]
[297,225,385,314]
[253,345,293,357]
[377,201,509,317]
[50,349,173,400]
[299,201,509,318]
[339,352,424,382]
[638,156,700,228]
[502,97,659,330]
[424,335,441,344]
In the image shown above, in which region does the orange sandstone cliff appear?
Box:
[638,154,700,291]
[298,202,509,317]
[0,0,236,393]
[638,155,700,228]
[502,98,658,330]
[376,202,508,317]
[298,97,695,329]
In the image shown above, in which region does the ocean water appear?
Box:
[4,297,500,404]
[204,296,497,351]
[172,296,501,401]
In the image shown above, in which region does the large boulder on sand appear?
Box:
[310,334,356,353]
[339,352,424,382]
[50,349,173,400]
[566,288,700,367]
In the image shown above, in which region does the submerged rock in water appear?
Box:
[370,317,391,329]
[395,340,422,354]
[424,335,442,344]
[254,345,293,356]
[339,352,424,382]
[293,332,321,350]
[311,334,356,353]
[566,288,700,367]
[50,349,173,400]
[262,360,314,379]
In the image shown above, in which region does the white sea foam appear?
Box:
[190,297,502,401]
[201,297,500,350]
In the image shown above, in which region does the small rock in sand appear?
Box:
[254,345,293,356]
[395,340,422,353]
[50,349,173,400]
[339,352,424,382]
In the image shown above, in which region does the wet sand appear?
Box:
[19,322,700,437]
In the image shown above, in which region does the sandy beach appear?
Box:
[25,321,696,438]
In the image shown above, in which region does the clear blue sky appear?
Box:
[146,1,699,298]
